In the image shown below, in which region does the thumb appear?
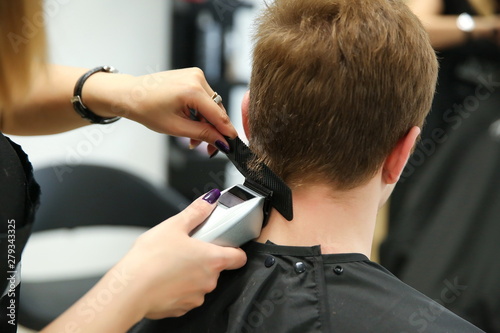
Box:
[178,189,221,233]
[216,247,247,270]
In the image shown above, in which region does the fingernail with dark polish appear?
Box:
[209,150,219,159]
[215,140,230,154]
[203,189,221,204]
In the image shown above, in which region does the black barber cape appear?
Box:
[130,241,482,333]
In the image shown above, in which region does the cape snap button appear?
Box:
[264,256,276,267]
[294,262,306,274]
[333,265,344,275]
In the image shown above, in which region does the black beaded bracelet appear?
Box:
[71,66,121,124]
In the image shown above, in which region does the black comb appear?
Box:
[223,137,293,221]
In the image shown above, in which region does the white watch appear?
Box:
[456,12,475,33]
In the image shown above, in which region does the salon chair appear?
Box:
[18,164,188,330]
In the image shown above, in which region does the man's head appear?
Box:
[244,0,438,191]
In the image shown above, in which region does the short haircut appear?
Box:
[0,0,47,107]
[248,0,438,190]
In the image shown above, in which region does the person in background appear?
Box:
[382,0,500,331]
[0,1,246,332]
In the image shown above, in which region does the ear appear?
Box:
[382,126,421,184]
[241,90,251,139]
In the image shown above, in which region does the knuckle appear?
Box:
[190,67,205,80]
[173,308,188,318]
[198,126,213,143]
[190,198,211,215]
[188,199,203,211]
[218,111,231,125]
[209,255,227,272]
[204,278,218,293]
[183,83,202,97]
[180,208,204,226]
[194,295,206,308]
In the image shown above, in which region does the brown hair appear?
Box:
[0,0,46,107]
[248,0,438,190]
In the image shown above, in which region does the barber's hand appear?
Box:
[116,68,236,156]
[116,189,247,319]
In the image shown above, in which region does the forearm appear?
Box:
[417,15,497,50]
[40,262,147,333]
[0,65,236,148]
[417,15,468,50]
[1,65,131,136]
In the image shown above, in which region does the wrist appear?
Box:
[456,12,475,42]
[112,254,151,318]
[81,70,136,120]
[470,16,498,41]
[99,259,149,328]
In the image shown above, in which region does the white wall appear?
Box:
[10,0,171,187]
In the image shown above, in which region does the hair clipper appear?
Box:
[190,182,270,247]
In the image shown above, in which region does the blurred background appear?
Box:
[15,1,261,331]
[13,0,500,332]
[382,0,500,332]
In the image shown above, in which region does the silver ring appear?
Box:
[212,92,223,105]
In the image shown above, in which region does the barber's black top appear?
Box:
[0,133,40,332]
[131,241,482,333]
